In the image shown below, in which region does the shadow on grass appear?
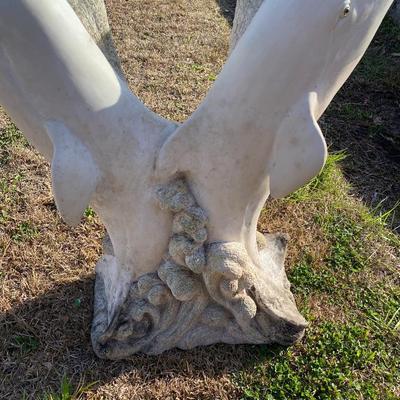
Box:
[0,277,278,399]
[215,0,236,25]
[321,15,400,232]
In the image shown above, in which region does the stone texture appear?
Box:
[91,179,306,358]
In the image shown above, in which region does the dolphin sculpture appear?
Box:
[0,0,394,357]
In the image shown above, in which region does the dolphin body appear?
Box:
[156,0,394,269]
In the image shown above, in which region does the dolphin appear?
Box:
[156,0,394,269]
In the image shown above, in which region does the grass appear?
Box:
[0,123,28,166]
[288,151,348,203]
[246,153,400,399]
[289,256,337,296]
[41,376,97,400]
[321,213,366,273]
[0,1,399,399]
[239,322,398,400]
[11,334,39,355]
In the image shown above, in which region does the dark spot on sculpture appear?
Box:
[342,4,351,18]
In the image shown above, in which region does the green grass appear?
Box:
[11,334,39,355]
[289,256,337,296]
[12,221,39,242]
[42,376,97,400]
[0,123,29,165]
[288,151,348,203]
[239,322,398,400]
[354,282,400,335]
[319,214,366,273]
[238,142,399,399]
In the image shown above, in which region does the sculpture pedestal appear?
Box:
[91,180,306,359]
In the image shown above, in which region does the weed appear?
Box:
[191,63,205,72]
[354,18,400,89]
[317,214,366,273]
[12,221,39,242]
[378,16,400,52]
[43,376,97,400]
[0,174,23,196]
[84,207,96,219]
[73,298,82,308]
[0,209,8,224]
[0,123,25,148]
[340,103,372,121]
[11,334,39,354]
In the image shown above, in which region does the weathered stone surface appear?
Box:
[91,179,306,358]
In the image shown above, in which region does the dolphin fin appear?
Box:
[45,121,100,226]
[269,99,327,198]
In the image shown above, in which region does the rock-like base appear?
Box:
[91,180,306,359]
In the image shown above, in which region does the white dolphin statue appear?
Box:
[0,0,394,357]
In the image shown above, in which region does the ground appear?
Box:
[0,1,399,399]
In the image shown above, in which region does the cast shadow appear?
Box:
[0,276,281,398]
[215,0,236,26]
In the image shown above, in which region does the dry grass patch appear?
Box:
[106,0,230,122]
